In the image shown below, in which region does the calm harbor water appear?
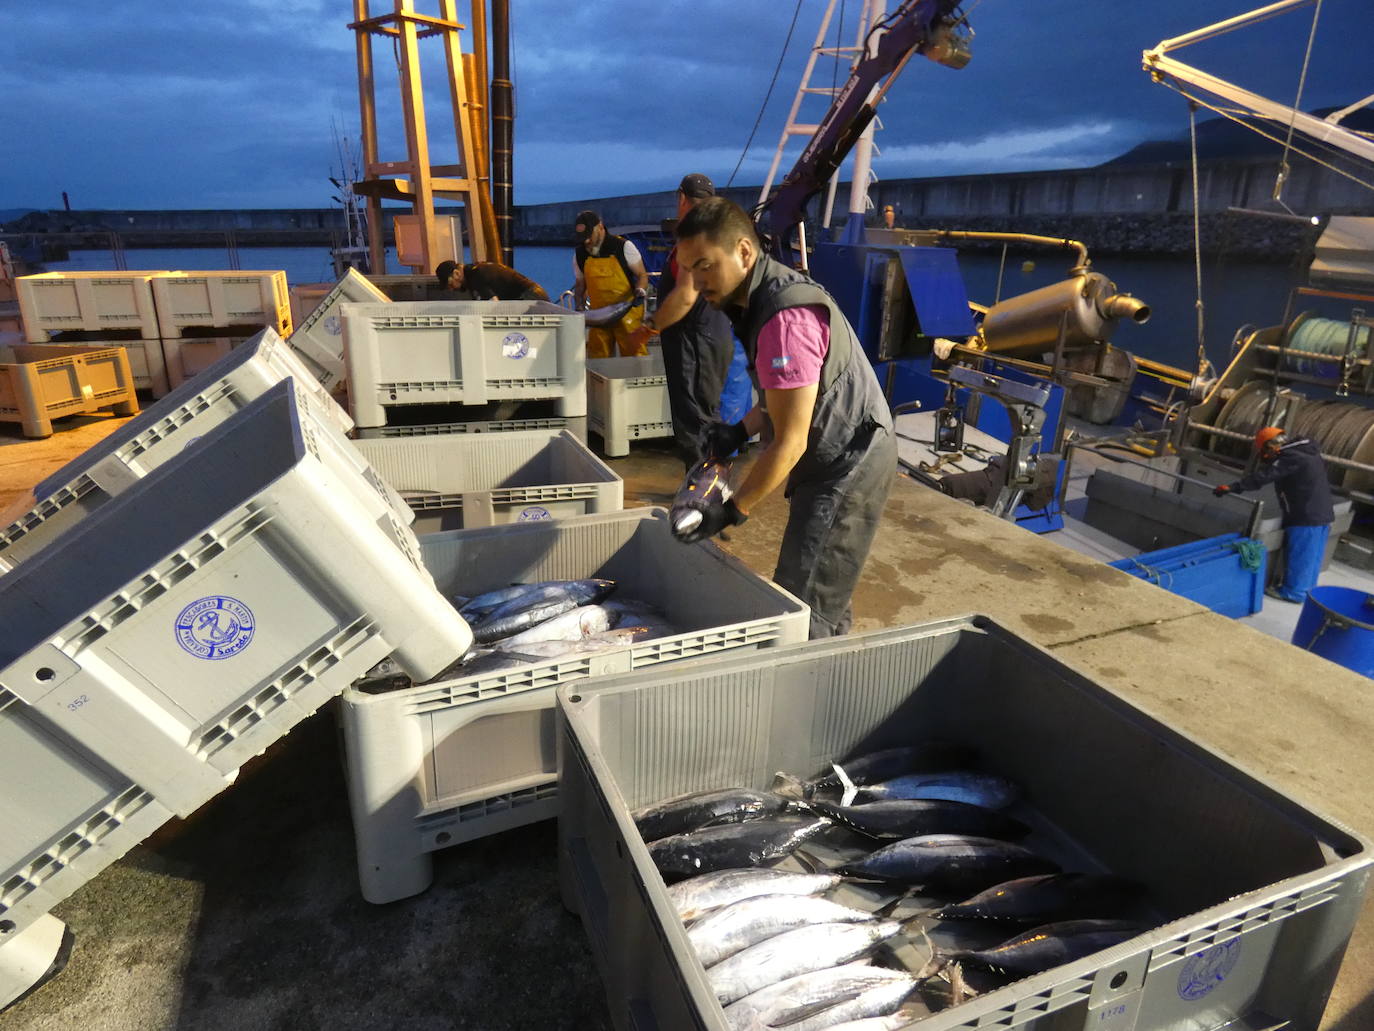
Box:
[46,243,1305,374]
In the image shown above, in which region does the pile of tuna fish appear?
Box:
[451,579,678,673]
[633,744,1150,1028]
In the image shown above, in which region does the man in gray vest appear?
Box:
[671,196,896,639]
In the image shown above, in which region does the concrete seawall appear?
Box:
[5,154,1368,260]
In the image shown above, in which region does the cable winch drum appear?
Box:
[1213,381,1374,492]
[1282,312,1373,378]
[979,272,1150,357]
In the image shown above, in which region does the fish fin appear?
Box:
[789,848,822,875]
[770,771,807,800]
[451,595,471,609]
[834,762,860,807]
[911,923,948,982]
[949,960,980,1003]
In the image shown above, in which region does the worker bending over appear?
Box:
[572,210,649,358]
[1214,426,1334,603]
[436,260,548,301]
[673,197,896,639]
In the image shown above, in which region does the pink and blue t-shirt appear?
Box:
[754,304,829,390]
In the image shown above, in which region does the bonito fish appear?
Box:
[687,894,876,967]
[840,834,1057,890]
[935,872,1145,923]
[749,978,917,1031]
[493,604,612,649]
[650,817,831,881]
[723,964,913,1031]
[634,787,799,843]
[850,770,1020,810]
[953,919,1141,975]
[469,578,616,643]
[709,921,903,1005]
[805,798,1029,842]
[667,868,843,923]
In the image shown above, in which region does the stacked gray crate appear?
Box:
[352,428,622,532]
[0,383,474,1005]
[341,300,586,430]
[0,328,416,571]
[340,508,809,905]
[557,618,1372,1031]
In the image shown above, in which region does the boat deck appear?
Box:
[1,412,1371,1030]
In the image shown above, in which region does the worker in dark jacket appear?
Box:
[672,196,896,639]
[634,173,736,467]
[1214,426,1335,603]
[435,259,549,301]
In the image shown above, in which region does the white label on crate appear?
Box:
[325,314,343,336]
[175,595,257,660]
[1176,939,1241,1001]
[518,506,552,521]
[502,332,530,359]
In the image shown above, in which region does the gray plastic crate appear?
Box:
[586,355,673,457]
[352,428,622,532]
[0,330,406,571]
[356,415,588,443]
[557,619,1372,1031]
[286,268,391,391]
[339,507,808,904]
[0,382,473,953]
[341,300,586,428]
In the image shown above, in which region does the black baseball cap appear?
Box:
[678,173,715,199]
[435,259,459,287]
[573,210,602,241]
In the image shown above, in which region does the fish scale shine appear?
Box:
[708,920,903,1005]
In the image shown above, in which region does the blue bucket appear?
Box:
[1291,586,1374,678]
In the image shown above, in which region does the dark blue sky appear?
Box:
[1,1,1367,210]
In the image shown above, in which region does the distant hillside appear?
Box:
[0,208,38,223]
[1103,105,1374,165]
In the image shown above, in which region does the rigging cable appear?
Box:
[1273,0,1323,204]
[727,0,806,188]
[1187,102,1213,390]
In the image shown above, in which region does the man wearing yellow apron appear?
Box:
[572,210,650,358]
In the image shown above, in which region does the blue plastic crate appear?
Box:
[1110,532,1266,618]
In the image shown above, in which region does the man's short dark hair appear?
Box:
[675,196,758,249]
[435,259,459,288]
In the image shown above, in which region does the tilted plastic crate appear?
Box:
[16,271,165,343]
[0,382,472,954]
[0,344,140,439]
[339,507,808,904]
[557,618,1372,1031]
[356,415,588,443]
[1110,532,1266,619]
[151,270,291,339]
[160,333,255,391]
[0,330,394,570]
[286,268,391,391]
[352,428,622,532]
[586,355,673,457]
[341,300,586,428]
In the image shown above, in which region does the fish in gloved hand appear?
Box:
[671,458,747,543]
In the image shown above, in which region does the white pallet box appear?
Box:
[339,507,809,904]
[556,620,1374,1031]
[118,337,172,397]
[16,271,165,343]
[0,329,400,571]
[356,415,589,443]
[288,282,331,331]
[0,382,473,953]
[151,271,291,340]
[352,428,622,532]
[160,333,258,391]
[586,355,673,457]
[342,300,586,428]
[286,269,391,391]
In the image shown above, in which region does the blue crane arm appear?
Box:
[761,0,969,260]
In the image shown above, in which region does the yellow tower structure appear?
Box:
[349,0,501,274]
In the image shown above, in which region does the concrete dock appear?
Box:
[0,416,1371,1030]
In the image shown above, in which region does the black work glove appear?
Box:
[672,498,748,544]
[701,420,748,460]
[1212,484,1231,498]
